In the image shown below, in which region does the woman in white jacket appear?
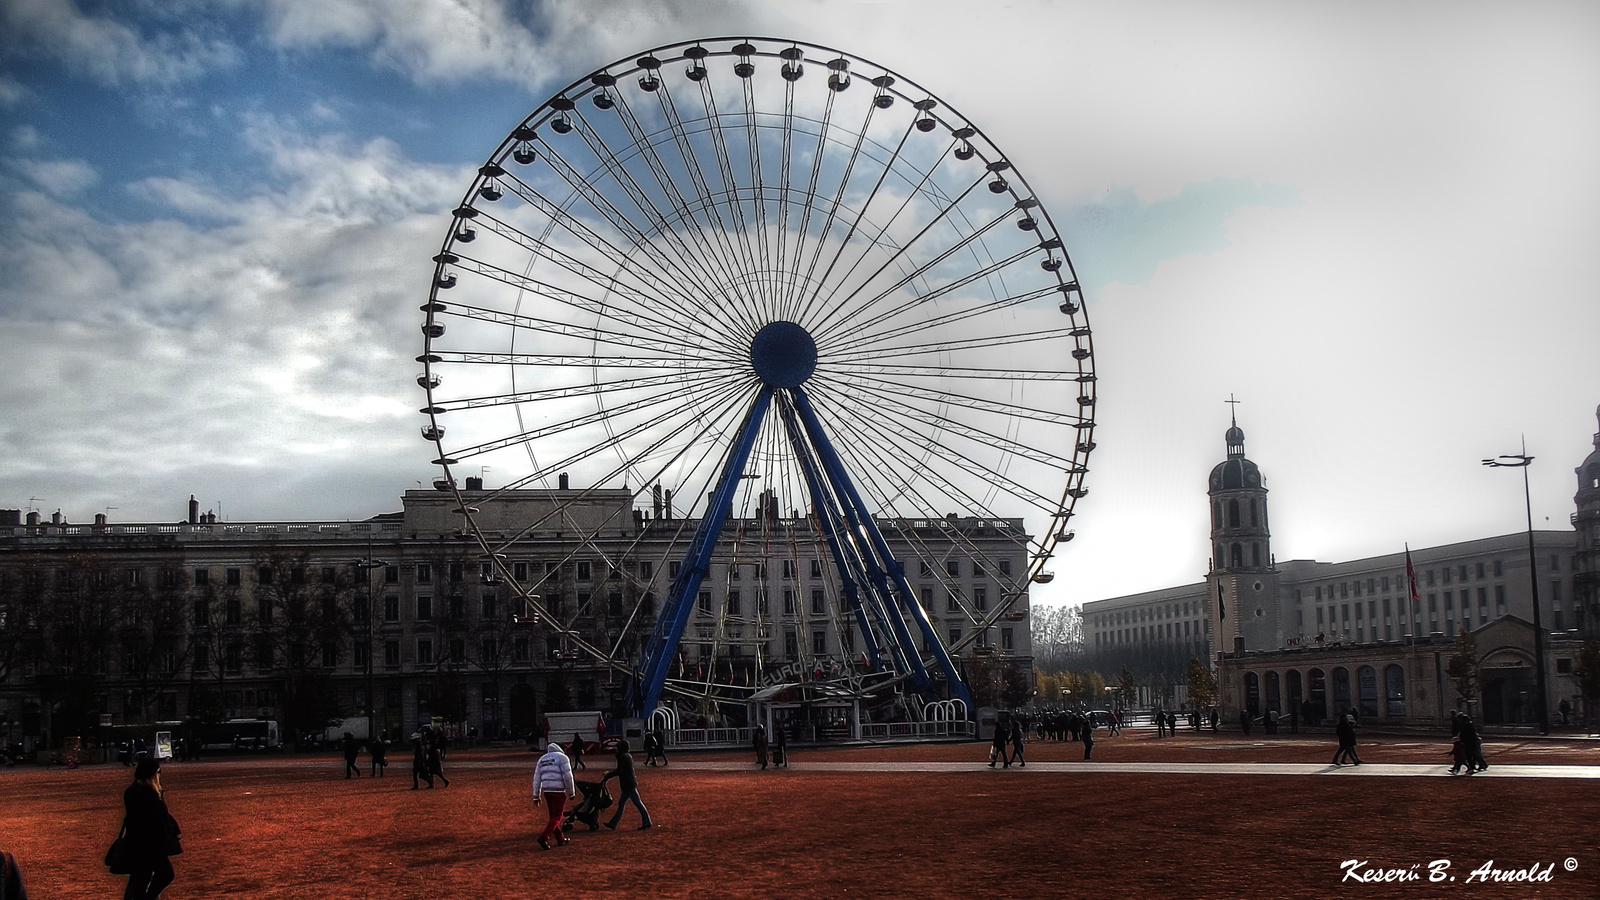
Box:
[532,742,577,849]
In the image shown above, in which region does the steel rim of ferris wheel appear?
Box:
[417,37,1096,718]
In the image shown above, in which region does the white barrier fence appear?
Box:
[666,720,974,749]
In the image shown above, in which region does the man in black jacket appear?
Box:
[602,739,654,830]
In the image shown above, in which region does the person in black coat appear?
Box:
[410,736,433,790]
[121,757,179,900]
[1332,714,1362,765]
[601,739,653,830]
[341,732,362,779]
[752,724,769,770]
[773,726,789,768]
[1081,720,1095,760]
[988,718,1010,767]
[1458,715,1488,773]
[1009,719,1027,767]
[369,736,387,777]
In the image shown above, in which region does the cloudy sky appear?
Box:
[2,0,1597,610]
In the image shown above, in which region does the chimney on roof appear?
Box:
[559,472,569,491]
[465,476,483,491]
[26,511,41,526]
[189,495,200,525]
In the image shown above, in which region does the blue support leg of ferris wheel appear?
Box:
[789,386,974,710]
[631,386,774,717]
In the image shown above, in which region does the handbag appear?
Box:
[104,820,131,875]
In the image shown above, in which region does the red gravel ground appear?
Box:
[2,728,1596,900]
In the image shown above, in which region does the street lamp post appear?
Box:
[353,556,389,742]
[1482,442,1551,735]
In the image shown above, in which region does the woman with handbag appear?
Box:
[118,758,180,899]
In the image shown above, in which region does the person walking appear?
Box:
[1459,715,1488,773]
[341,732,362,779]
[1332,714,1362,765]
[773,725,789,768]
[532,742,576,850]
[752,724,769,770]
[1081,719,1095,760]
[369,736,387,777]
[568,732,586,770]
[1009,718,1027,767]
[988,718,1010,767]
[601,739,653,831]
[410,735,433,790]
[426,727,450,787]
[119,757,180,900]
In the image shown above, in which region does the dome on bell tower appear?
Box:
[1210,415,1263,492]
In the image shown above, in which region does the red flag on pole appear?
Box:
[1405,544,1420,611]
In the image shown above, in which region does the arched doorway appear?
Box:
[1287,670,1304,720]
[1332,667,1352,718]
[1384,665,1407,718]
[1356,665,1379,719]
[1479,648,1536,725]
[1265,671,1282,716]
[1244,672,1261,717]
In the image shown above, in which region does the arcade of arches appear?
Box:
[1217,616,1586,727]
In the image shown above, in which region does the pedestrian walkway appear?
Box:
[670,760,1600,778]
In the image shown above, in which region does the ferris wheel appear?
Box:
[419,37,1095,718]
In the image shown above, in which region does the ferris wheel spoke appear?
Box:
[519,139,754,334]
[564,104,764,331]
[434,299,732,362]
[775,88,840,319]
[442,250,743,358]
[802,110,919,320]
[460,208,739,343]
[822,268,1062,359]
[827,361,1083,382]
[802,138,970,331]
[690,83,769,316]
[646,83,770,332]
[813,233,1037,348]
[604,94,760,331]
[829,284,1071,358]
[810,385,1057,519]
[433,366,743,426]
[811,369,1087,428]
[816,376,1079,470]
[827,325,1084,365]
[785,85,887,325]
[474,173,744,336]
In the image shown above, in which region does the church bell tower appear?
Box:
[1205,402,1281,664]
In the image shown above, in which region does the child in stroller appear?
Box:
[562,779,613,831]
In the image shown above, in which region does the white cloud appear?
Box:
[6,157,98,198]
[0,76,29,107]
[1,0,241,87]
[0,118,474,521]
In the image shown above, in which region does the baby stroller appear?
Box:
[562,779,613,832]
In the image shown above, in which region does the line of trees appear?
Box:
[1030,602,1214,710]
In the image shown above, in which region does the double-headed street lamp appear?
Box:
[1482,443,1550,735]
[352,555,389,741]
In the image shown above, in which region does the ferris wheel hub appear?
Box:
[750,320,818,388]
